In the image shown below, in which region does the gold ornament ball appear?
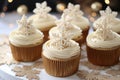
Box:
[17,5,28,15]
[56,3,66,12]
[91,2,102,12]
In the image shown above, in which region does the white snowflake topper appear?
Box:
[33,1,51,17]
[96,17,115,41]
[100,6,118,19]
[57,13,75,33]
[63,3,83,17]
[17,15,36,35]
[51,16,74,50]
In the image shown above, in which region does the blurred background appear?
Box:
[0,0,120,13]
[0,0,120,34]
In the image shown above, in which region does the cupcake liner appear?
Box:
[9,42,42,62]
[86,45,120,66]
[42,54,80,77]
[39,26,55,43]
[82,27,89,43]
[42,30,49,42]
[75,35,84,46]
[92,27,96,31]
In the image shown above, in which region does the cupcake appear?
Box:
[93,6,120,34]
[42,27,81,77]
[49,14,83,45]
[9,15,44,62]
[62,3,90,42]
[87,17,120,66]
[28,1,57,41]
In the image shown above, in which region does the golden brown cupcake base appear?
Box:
[82,27,89,43]
[10,42,42,62]
[86,45,119,66]
[42,30,49,43]
[42,54,80,77]
[75,35,84,46]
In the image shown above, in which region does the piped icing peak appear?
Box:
[17,15,36,35]
[33,1,51,18]
[96,17,115,41]
[63,3,83,17]
[100,6,117,18]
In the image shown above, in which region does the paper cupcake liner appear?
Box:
[93,27,96,31]
[39,26,55,43]
[86,45,120,66]
[9,42,42,62]
[76,35,84,46]
[82,27,89,43]
[42,30,49,43]
[42,54,80,77]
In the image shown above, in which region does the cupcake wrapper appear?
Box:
[43,30,49,42]
[87,45,120,66]
[93,27,96,31]
[10,42,42,62]
[76,35,84,46]
[42,54,80,77]
[82,27,89,43]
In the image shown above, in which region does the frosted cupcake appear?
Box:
[9,15,44,62]
[28,1,57,41]
[63,3,90,42]
[42,28,81,77]
[93,6,120,34]
[87,18,120,66]
[49,14,83,45]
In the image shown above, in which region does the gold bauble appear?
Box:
[91,2,102,12]
[56,3,66,12]
[17,5,28,15]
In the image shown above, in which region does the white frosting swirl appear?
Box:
[87,17,120,49]
[43,39,80,59]
[63,3,89,30]
[87,31,120,49]
[9,29,44,47]
[94,17,120,33]
[28,2,57,31]
[49,25,82,40]
[68,16,89,30]
[93,6,120,33]
[28,14,57,31]
[9,15,44,47]
[49,14,82,40]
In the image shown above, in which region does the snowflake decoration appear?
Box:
[86,71,110,80]
[63,3,83,17]
[17,15,36,35]
[100,6,118,21]
[56,17,74,34]
[77,70,88,79]
[96,17,115,41]
[106,69,120,76]
[51,17,76,50]
[80,61,108,70]
[33,1,51,17]
[12,60,44,80]
[0,44,18,65]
